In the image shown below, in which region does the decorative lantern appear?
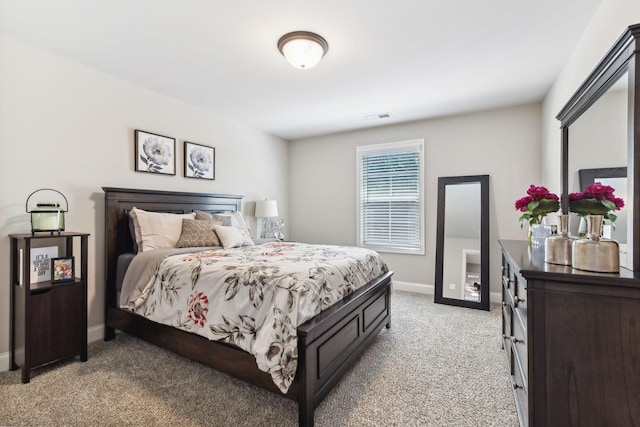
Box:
[26,188,68,235]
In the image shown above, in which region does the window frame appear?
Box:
[356,139,425,255]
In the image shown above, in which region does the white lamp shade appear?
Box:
[255,199,279,217]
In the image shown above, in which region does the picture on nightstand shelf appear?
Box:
[30,246,58,283]
[52,257,74,282]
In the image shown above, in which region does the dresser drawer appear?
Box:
[502,303,512,373]
[514,272,527,311]
[503,266,516,301]
[502,302,512,338]
[512,307,527,386]
[512,355,528,427]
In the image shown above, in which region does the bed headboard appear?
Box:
[102,187,243,309]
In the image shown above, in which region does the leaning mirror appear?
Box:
[434,175,489,310]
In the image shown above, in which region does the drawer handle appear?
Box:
[511,336,523,344]
[502,334,507,339]
[514,296,525,304]
[513,382,522,390]
[502,301,507,307]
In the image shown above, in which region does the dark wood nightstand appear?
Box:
[9,232,89,383]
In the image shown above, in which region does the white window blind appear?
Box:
[356,139,424,255]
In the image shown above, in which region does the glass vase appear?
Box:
[529,223,552,247]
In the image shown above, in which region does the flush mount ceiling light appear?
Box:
[277,31,329,70]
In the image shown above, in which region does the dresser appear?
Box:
[500,240,640,427]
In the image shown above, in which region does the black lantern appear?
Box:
[26,188,68,235]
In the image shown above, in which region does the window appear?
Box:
[356,139,424,255]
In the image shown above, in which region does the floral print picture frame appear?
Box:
[135,129,176,175]
[184,141,215,180]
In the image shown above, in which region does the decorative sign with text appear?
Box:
[30,246,59,283]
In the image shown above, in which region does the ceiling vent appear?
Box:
[364,113,391,120]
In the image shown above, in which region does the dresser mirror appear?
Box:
[567,74,628,242]
[434,175,489,310]
[557,23,640,272]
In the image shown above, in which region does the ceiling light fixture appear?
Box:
[277,31,329,70]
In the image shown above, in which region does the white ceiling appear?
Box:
[0,0,604,140]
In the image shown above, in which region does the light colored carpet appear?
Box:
[0,291,518,426]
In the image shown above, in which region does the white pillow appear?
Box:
[196,210,254,238]
[214,225,255,249]
[130,207,196,252]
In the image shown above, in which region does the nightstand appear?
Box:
[9,232,89,383]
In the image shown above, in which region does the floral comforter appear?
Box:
[123,242,389,393]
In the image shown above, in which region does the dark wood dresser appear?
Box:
[500,239,640,427]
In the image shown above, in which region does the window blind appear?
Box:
[357,140,424,254]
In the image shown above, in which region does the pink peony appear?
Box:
[187,291,209,328]
[515,185,560,228]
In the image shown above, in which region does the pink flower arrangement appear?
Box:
[568,182,624,224]
[515,185,560,228]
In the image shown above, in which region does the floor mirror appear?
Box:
[434,175,489,310]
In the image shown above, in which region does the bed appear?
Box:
[103,187,393,427]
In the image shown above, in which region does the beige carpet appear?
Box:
[0,291,518,426]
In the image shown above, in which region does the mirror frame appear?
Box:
[434,174,490,311]
[579,167,627,190]
[557,24,640,272]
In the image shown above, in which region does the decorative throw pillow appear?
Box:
[175,219,221,248]
[213,225,255,249]
[193,210,232,225]
[196,210,253,238]
[130,207,196,252]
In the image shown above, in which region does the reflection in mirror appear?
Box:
[435,175,489,310]
[567,72,628,266]
[559,24,640,272]
[578,167,628,267]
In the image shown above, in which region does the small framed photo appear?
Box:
[52,257,75,283]
[135,129,176,175]
[184,141,215,180]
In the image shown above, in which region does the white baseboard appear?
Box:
[0,351,9,372]
[393,280,433,294]
[87,324,105,344]
[0,324,106,372]
[393,280,502,305]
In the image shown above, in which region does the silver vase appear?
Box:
[545,214,573,266]
[572,215,619,273]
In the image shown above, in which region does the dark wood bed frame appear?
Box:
[103,187,393,426]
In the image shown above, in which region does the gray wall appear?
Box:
[289,104,542,293]
[542,0,640,191]
[0,34,289,361]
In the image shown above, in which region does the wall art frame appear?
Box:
[52,256,74,282]
[134,129,176,175]
[30,246,58,283]
[184,141,215,180]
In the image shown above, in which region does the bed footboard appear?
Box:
[296,271,393,427]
